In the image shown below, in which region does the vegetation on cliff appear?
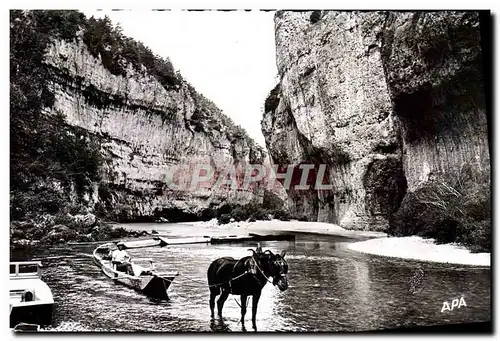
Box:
[186,83,264,161]
[11,10,104,222]
[83,16,182,89]
[216,190,299,225]
[388,164,491,253]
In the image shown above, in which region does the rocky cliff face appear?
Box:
[44,38,265,220]
[263,11,489,230]
[11,11,265,222]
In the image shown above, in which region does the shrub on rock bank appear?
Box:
[10,212,137,248]
[216,204,292,225]
[388,165,491,253]
[215,194,295,225]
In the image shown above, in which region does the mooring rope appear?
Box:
[170,255,274,288]
[161,270,251,288]
[233,296,251,309]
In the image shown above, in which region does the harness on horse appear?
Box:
[228,254,271,308]
[228,254,272,294]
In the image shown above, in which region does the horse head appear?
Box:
[248,248,289,291]
[267,249,289,291]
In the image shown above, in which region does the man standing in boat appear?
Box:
[111,242,134,275]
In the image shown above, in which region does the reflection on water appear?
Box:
[11,223,491,332]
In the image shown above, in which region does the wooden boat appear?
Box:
[209,233,296,244]
[119,236,211,249]
[92,243,178,300]
[114,233,296,250]
[9,261,54,329]
[248,232,296,241]
[155,233,295,245]
[208,234,254,243]
[161,236,212,245]
[118,238,169,249]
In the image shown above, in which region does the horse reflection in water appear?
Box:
[207,245,289,331]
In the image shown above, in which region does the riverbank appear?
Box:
[185,219,387,239]
[14,216,491,268]
[10,213,151,252]
[183,220,490,267]
[347,236,490,267]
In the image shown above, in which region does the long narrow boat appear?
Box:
[92,243,178,300]
[209,233,296,244]
[118,236,212,249]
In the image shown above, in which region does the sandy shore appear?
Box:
[185,219,387,239]
[347,236,490,267]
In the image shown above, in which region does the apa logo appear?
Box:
[441,297,467,312]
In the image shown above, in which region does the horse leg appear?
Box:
[251,292,261,330]
[217,288,230,318]
[209,287,219,319]
[240,294,248,324]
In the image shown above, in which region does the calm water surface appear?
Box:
[11,222,491,332]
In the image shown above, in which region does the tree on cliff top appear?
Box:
[82,15,182,89]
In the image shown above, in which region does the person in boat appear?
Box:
[111,243,134,275]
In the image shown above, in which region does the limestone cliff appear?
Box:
[44,39,266,220]
[11,10,264,222]
[263,11,490,231]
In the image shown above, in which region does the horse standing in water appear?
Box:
[207,247,289,330]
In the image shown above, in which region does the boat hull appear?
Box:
[210,233,295,244]
[142,276,174,301]
[93,244,176,300]
[10,303,53,328]
[10,262,55,330]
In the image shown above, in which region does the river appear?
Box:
[11,222,491,332]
